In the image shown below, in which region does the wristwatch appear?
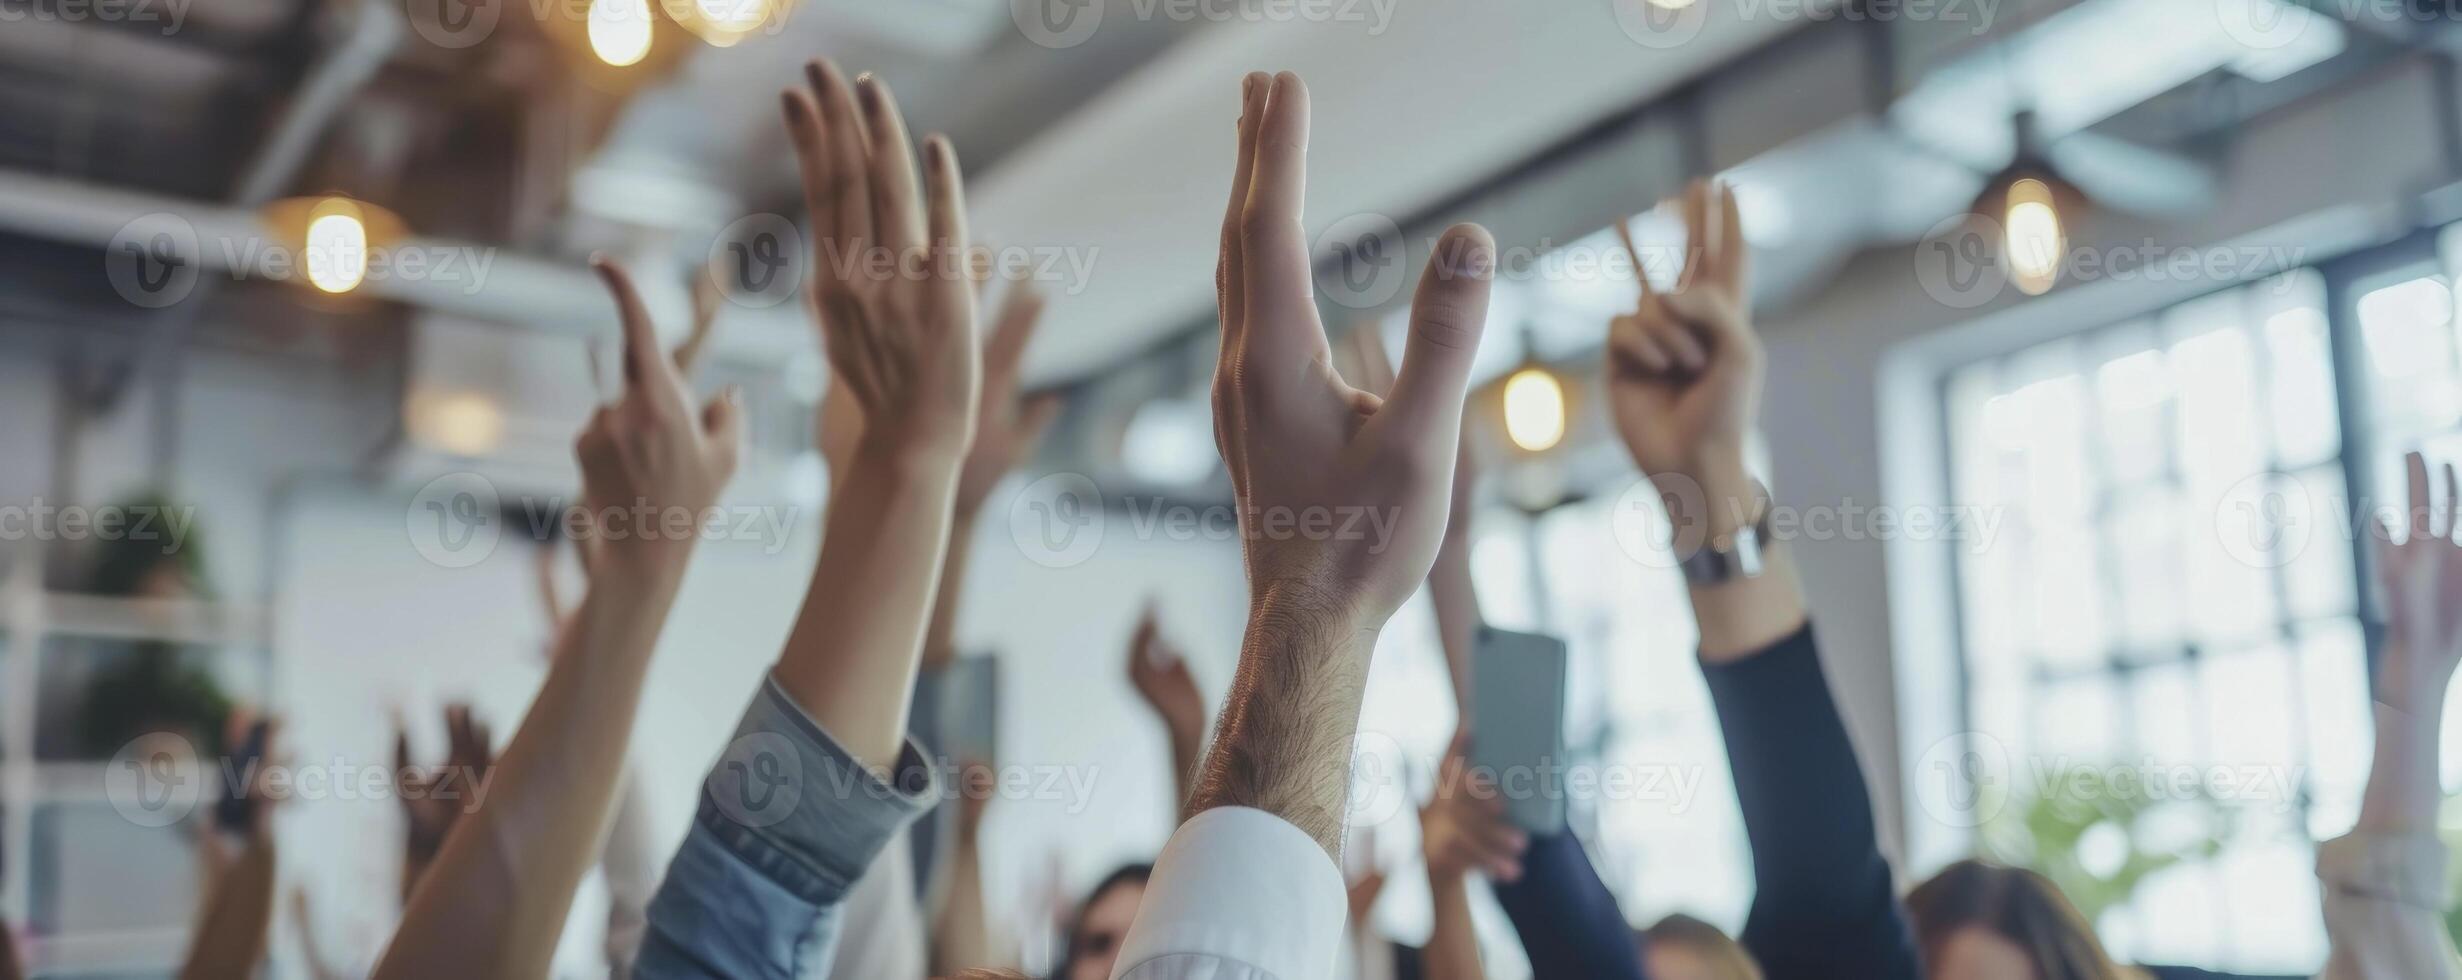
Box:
[1672,483,1773,585]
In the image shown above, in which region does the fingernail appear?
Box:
[725,385,744,407]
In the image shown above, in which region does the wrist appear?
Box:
[1653,459,1762,540]
[848,438,965,490]
[1246,582,1378,661]
[1649,443,1751,494]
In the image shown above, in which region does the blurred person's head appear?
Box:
[1055,862,1150,980]
[1905,860,2127,980]
[1639,913,1761,980]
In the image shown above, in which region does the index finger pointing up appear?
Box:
[591,255,686,419]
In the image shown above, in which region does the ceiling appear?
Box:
[0,0,2436,418]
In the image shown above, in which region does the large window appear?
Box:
[1935,241,2462,970]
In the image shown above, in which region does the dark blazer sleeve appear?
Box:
[1490,830,1649,980]
[1702,624,1921,980]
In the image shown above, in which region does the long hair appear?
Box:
[1903,860,2127,980]
[1641,913,1763,980]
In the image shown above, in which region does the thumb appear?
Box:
[1383,224,1495,445]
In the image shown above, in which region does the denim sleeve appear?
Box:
[633,673,942,980]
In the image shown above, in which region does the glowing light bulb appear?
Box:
[2003,177,2064,296]
[588,0,653,67]
[409,390,508,457]
[1502,367,1567,452]
[303,198,367,294]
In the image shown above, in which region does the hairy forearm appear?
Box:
[1187,588,1375,857]
[1422,874,1484,980]
[922,512,977,671]
[1429,528,1480,720]
[376,568,679,980]
[774,443,963,771]
[1167,720,1205,815]
[2357,645,2450,835]
[181,830,276,980]
[1663,457,1807,664]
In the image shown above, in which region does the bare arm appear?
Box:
[373,258,741,980]
[767,62,983,771]
[183,723,288,980]
[180,826,277,980]
[931,763,1003,973]
[1421,738,1517,980]
[2359,452,2462,836]
[1424,874,1485,980]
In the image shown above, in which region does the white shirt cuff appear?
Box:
[1109,806,1349,980]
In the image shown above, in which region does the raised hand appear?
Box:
[1126,603,1205,738]
[1420,733,1526,883]
[784,60,979,467]
[2376,452,2462,713]
[770,58,984,772]
[579,258,744,572]
[1606,180,1759,492]
[956,282,1062,514]
[1210,71,1496,629]
[396,704,494,899]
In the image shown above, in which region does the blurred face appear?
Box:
[1644,942,1722,980]
[1929,926,2039,980]
[1066,880,1145,980]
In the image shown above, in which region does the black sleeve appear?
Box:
[1491,830,1650,980]
[1702,624,1921,980]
